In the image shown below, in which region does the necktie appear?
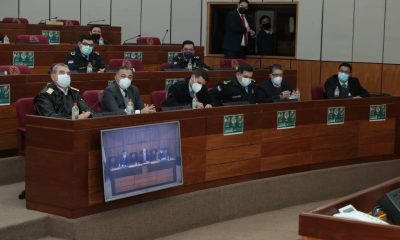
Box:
[241,15,248,45]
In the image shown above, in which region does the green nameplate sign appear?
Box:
[167,52,180,64]
[277,110,296,129]
[327,106,345,125]
[124,51,143,61]
[223,114,244,136]
[13,51,34,67]
[165,78,185,91]
[0,84,10,105]
[42,30,60,44]
[369,104,386,121]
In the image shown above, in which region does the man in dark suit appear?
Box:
[166,68,212,108]
[257,15,277,55]
[324,62,369,99]
[256,64,293,103]
[101,66,155,114]
[210,64,257,106]
[119,150,130,168]
[222,0,256,59]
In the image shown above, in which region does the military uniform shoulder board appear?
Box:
[46,88,54,95]
[194,56,200,59]
[70,51,76,56]
[223,80,231,85]
[70,86,80,92]
[94,51,100,55]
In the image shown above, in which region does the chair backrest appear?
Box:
[220,59,247,69]
[0,65,31,75]
[108,59,144,71]
[311,85,325,100]
[56,19,80,26]
[150,90,167,112]
[16,97,35,133]
[2,17,29,24]
[160,62,172,71]
[136,37,161,45]
[82,90,104,113]
[16,35,49,44]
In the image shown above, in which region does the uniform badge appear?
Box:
[46,88,54,94]
[68,60,74,64]
[217,86,222,92]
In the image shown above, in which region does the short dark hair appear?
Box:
[79,34,94,42]
[237,64,253,73]
[117,66,134,75]
[182,40,195,48]
[192,68,209,81]
[90,25,101,31]
[338,62,352,73]
[239,0,250,4]
[270,64,283,72]
[259,15,271,24]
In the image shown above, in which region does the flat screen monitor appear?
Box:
[101,121,183,202]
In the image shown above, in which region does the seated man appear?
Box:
[171,40,210,70]
[89,25,105,45]
[65,34,105,73]
[101,66,155,114]
[324,62,369,99]
[210,64,256,106]
[166,68,212,108]
[256,64,292,103]
[34,63,92,119]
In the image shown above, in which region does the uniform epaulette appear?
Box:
[70,86,80,92]
[194,56,200,59]
[94,51,100,55]
[70,51,76,56]
[223,80,231,85]
[251,79,256,83]
[46,88,54,95]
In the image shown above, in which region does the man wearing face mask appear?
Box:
[101,66,155,114]
[256,64,292,103]
[324,62,369,99]
[166,68,212,108]
[89,26,105,45]
[65,34,105,73]
[171,40,210,70]
[222,0,256,59]
[257,15,277,55]
[34,63,93,119]
[210,64,256,106]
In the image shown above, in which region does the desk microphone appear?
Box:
[38,16,58,24]
[123,34,141,45]
[161,29,169,45]
[87,19,105,25]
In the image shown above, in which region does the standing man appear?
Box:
[101,66,155,114]
[222,0,256,59]
[210,64,257,106]
[34,63,92,119]
[65,34,105,72]
[256,64,292,103]
[257,15,277,55]
[171,40,210,70]
[324,62,369,99]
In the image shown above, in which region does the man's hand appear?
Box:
[196,102,204,109]
[205,104,212,108]
[78,111,91,119]
[98,68,106,73]
[280,90,291,99]
[352,96,362,99]
[140,104,156,113]
[249,29,256,38]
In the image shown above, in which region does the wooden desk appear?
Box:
[299,177,400,240]
[0,44,204,73]
[25,97,400,218]
[0,23,121,44]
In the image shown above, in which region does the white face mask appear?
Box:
[118,78,132,90]
[240,77,251,87]
[57,74,71,88]
[191,82,202,93]
[272,76,283,87]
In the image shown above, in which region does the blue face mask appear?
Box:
[81,45,93,56]
[183,51,194,59]
[338,72,349,82]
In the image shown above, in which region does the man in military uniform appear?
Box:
[210,64,256,106]
[34,63,93,119]
[65,34,105,73]
[171,40,210,70]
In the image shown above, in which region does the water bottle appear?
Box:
[192,96,198,109]
[99,37,104,45]
[125,98,134,115]
[3,35,10,44]
[334,86,340,97]
[87,62,93,73]
[71,102,79,120]
[187,59,193,71]
[3,70,8,76]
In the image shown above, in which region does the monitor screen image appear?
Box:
[101,121,183,202]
